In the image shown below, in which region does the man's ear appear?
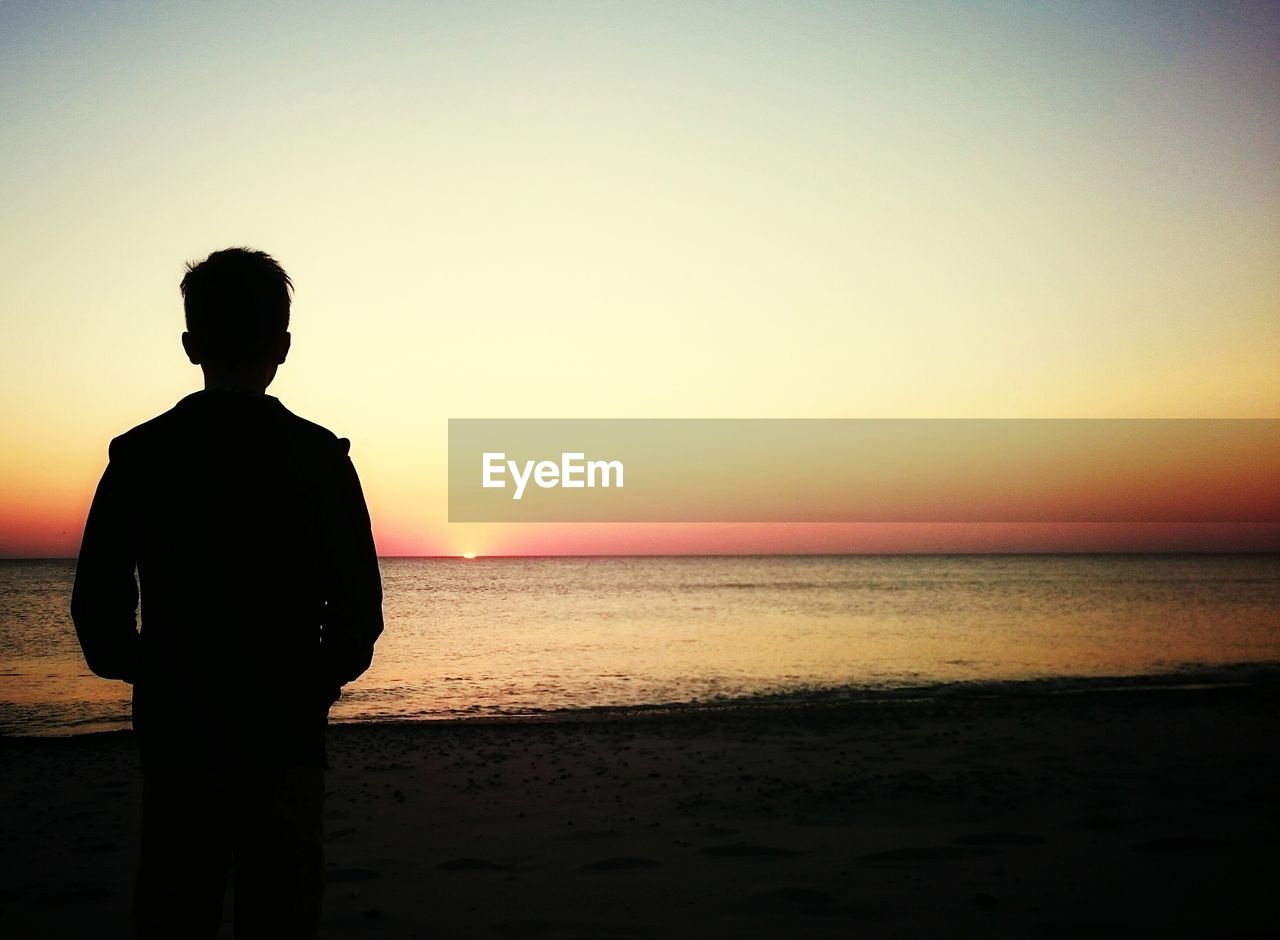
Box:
[274,332,292,365]
[181,331,202,365]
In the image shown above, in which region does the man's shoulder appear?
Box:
[274,402,352,458]
[107,403,187,460]
[107,394,351,461]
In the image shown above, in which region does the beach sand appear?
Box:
[2,679,1277,938]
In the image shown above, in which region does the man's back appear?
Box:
[72,388,383,769]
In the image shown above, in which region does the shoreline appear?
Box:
[9,660,1280,740]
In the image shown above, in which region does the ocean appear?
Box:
[2,554,1278,736]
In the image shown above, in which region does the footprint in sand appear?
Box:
[860,845,995,863]
[1131,836,1230,852]
[580,857,661,871]
[438,858,512,871]
[700,843,801,858]
[1065,814,1130,831]
[770,886,838,911]
[954,831,1046,846]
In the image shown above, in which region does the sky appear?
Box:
[1,0,1278,556]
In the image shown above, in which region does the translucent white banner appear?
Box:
[448,419,1280,523]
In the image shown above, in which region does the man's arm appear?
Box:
[70,448,140,682]
[319,442,383,692]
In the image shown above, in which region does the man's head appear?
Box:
[180,248,293,390]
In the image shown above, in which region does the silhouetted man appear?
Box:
[71,248,383,939]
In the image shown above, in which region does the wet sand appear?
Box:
[2,678,1277,938]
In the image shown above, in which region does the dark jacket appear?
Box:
[70,390,383,770]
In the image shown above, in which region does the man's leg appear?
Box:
[231,764,325,940]
[134,768,232,940]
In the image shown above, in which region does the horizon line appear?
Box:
[5,549,1280,562]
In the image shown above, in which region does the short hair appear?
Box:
[180,248,293,365]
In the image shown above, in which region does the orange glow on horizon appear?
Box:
[6,467,1277,558]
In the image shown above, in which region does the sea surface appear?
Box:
[2,554,1278,736]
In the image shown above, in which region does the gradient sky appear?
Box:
[2,1,1277,556]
